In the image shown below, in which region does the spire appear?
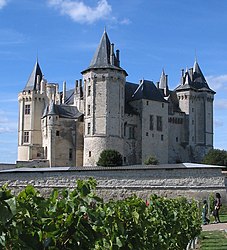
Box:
[89,30,112,68]
[159,69,167,89]
[159,69,169,96]
[24,60,43,91]
[192,60,208,86]
[81,30,127,76]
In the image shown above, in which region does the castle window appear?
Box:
[23,131,29,143]
[161,134,164,141]
[146,101,149,105]
[192,120,194,125]
[89,151,91,157]
[87,122,91,135]
[87,104,91,115]
[162,103,164,108]
[146,132,148,136]
[149,115,154,130]
[69,148,73,161]
[176,137,178,142]
[24,104,30,115]
[157,116,163,131]
[192,108,194,112]
[56,131,60,136]
[88,86,91,96]
[129,126,135,139]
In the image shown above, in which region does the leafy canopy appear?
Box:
[202,149,227,166]
[0,179,201,250]
[97,149,123,167]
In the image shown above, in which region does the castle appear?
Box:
[17,31,215,167]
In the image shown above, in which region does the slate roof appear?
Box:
[24,60,42,91]
[81,31,127,75]
[131,79,168,102]
[42,103,83,119]
[175,61,215,94]
[125,80,167,114]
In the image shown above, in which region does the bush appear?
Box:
[144,155,159,165]
[202,149,227,166]
[97,149,123,167]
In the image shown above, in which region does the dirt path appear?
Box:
[202,222,227,231]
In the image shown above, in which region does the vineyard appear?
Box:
[0,178,201,249]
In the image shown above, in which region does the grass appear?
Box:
[198,207,227,249]
[199,231,227,249]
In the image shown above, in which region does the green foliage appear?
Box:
[144,155,159,165]
[97,149,123,167]
[0,179,201,250]
[202,148,227,166]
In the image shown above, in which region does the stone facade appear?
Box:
[17,31,215,167]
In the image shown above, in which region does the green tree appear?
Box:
[144,155,159,165]
[97,149,123,167]
[202,149,227,166]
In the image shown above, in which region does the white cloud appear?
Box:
[120,18,131,25]
[214,119,224,128]
[47,0,112,24]
[0,110,17,134]
[0,29,28,45]
[0,0,8,9]
[215,99,227,110]
[206,74,227,91]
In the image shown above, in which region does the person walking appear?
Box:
[213,193,222,223]
[202,200,210,225]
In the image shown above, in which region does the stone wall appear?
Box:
[0,164,226,203]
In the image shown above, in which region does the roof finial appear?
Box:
[104,26,106,33]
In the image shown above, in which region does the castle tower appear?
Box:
[18,60,47,161]
[81,31,127,166]
[175,60,215,161]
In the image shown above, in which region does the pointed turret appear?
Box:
[82,30,127,75]
[24,60,43,91]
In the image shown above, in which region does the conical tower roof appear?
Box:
[81,30,127,75]
[24,60,42,91]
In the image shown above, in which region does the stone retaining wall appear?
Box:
[0,164,226,203]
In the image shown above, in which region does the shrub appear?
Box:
[97,149,123,167]
[144,155,159,165]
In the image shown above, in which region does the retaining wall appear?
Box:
[0,164,226,203]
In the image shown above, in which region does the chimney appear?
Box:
[63,81,66,104]
[116,49,120,66]
[75,80,79,93]
[110,43,115,65]
[156,81,160,89]
[79,79,83,98]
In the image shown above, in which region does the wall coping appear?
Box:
[0,163,223,174]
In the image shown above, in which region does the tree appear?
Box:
[97,149,123,167]
[144,155,159,165]
[202,149,227,166]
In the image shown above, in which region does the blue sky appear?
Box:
[0,0,227,163]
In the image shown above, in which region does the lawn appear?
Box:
[198,208,227,249]
[199,231,227,250]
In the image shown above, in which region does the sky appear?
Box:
[0,0,227,163]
